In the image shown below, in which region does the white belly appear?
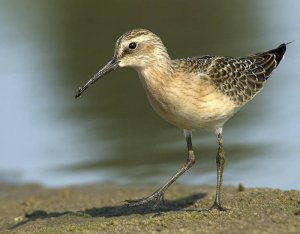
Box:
[149,89,239,130]
[139,71,239,130]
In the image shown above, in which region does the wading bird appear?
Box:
[76,29,288,211]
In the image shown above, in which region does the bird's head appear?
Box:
[75,29,169,98]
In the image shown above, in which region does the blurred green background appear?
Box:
[1,0,299,188]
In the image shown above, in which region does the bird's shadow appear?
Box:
[9,192,206,230]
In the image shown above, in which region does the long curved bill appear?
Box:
[75,58,119,98]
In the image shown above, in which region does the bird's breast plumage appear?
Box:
[138,68,239,130]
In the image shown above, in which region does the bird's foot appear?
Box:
[209,201,227,211]
[126,190,165,210]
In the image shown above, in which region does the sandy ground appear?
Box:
[0,182,299,234]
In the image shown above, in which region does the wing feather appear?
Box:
[182,44,287,105]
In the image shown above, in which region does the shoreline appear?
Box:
[0,182,299,233]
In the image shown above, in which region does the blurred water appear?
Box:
[1,0,299,189]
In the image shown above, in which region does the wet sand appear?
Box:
[0,182,299,233]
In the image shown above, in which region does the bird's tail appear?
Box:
[267,41,293,66]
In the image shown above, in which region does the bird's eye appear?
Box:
[128,42,137,50]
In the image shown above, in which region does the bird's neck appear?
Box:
[138,53,174,79]
[138,58,173,87]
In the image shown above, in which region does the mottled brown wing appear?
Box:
[191,44,287,105]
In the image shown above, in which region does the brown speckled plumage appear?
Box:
[75,29,288,211]
[175,44,286,105]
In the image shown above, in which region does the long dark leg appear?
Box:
[126,129,196,209]
[210,127,226,211]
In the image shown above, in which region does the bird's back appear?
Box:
[177,44,287,105]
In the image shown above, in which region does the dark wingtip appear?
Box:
[274,40,294,65]
[268,41,293,65]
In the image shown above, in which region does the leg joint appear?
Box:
[187,150,196,166]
